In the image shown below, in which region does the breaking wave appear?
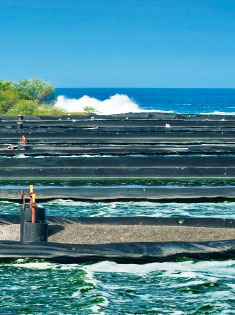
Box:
[55,94,140,115]
[55,94,172,115]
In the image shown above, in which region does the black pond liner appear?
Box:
[0,216,234,263]
[0,113,234,263]
[1,187,235,202]
[0,156,234,167]
[0,167,234,178]
[2,146,235,156]
[0,240,234,263]
[1,215,235,227]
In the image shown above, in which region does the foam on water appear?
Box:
[87,260,235,314]
[84,259,235,276]
[55,94,173,115]
[0,201,21,215]
[55,94,140,114]
[1,259,106,315]
[0,259,234,314]
[55,88,235,115]
[1,200,235,218]
[40,200,235,218]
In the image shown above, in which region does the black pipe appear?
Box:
[20,206,47,242]
[24,222,48,242]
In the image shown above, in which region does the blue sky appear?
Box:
[0,0,234,87]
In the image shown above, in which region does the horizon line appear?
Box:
[55,87,235,89]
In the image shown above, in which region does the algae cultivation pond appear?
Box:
[0,200,235,314]
[1,199,235,218]
[1,110,235,314]
[0,258,234,314]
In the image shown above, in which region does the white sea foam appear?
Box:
[85,260,195,275]
[85,260,235,278]
[55,94,172,115]
[11,260,60,269]
[41,200,235,219]
[55,94,140,114]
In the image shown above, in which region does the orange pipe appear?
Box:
[31,204,36,223]
[31,194,36,223]
[29,194,32,208]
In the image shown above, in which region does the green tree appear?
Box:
[0,77,93,116]
[0,79,16,91]
[16,78,55,103]
[83,106,96,114]
[6,99,67,116]
[0,89,20,114]
[6,99,38,115]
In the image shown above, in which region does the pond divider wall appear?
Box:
[1,215,235,228]
[0,239,234,263]
[1,187,235,202]
[0,214,234,263]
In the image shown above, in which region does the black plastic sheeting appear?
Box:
[45,216,235,228]
[3,125,235,133]
[1,215,235,228]
[0,240,234,263]
[1,130,235,138]
[0,156,234,168]
[1,138,235,144]
[2,146,235,156]
[0,167,234,178]
[1,187,235,202]
[2,127,235,134]
[2,119,235,127]
[2,112,235,120]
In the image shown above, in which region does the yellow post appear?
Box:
[32,193,36,202]
[30,185,34,193]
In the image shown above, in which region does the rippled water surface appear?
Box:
[1,200,235,218]
[1,199,234,313]
[0,259,234,314]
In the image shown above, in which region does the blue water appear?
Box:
[56,88,235,114]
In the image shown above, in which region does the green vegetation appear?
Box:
[0,78,67,115]
[83,106,96,114]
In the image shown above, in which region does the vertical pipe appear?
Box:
[31,193,36,224]
[32,207,36,224]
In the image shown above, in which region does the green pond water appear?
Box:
[0,259,234,314]
[0,200,234,314]
[1,200,235,218]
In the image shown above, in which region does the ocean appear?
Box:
[1,88,235,314]
[55,88,235,115]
